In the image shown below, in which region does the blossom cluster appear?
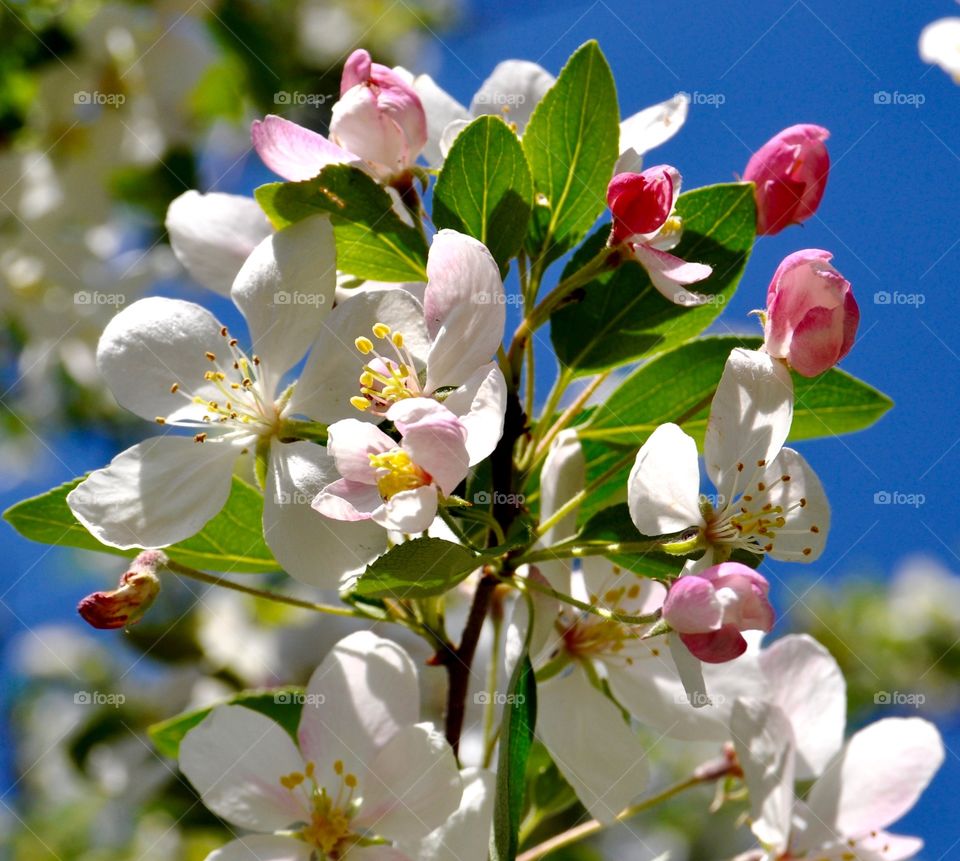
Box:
[6,42,940,861]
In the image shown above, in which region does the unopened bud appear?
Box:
[78,550,166,630]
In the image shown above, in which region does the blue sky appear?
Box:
[2,0,959,854]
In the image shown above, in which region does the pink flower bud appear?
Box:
[78,550,165,630]
[743,124,830,235]
[606,166,677,245]
[662,562,774,663]
[330,49,428,178]
[763,249,859,377]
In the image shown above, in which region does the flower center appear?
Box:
[165,326,282,443]
[280,759,360,857]
[369,449,430,500]
[350,322,421,415]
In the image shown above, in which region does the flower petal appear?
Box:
[470,60,555,134]
[804,718,944,844]
[96,296,227,424]
[410,73,470,167]
[440,362,507,465]
[179,705,309,832]
[231,214,336,391]
[410,767,494,861]
[423,230,505,392]
[703,348,794,499]
[730,698,795,854]
[760,447,830,563]
[663,575,724,632]
[165,191,274,296]
[760,634,845,780]
[376,485,439,533]
[289,287,429,423]
[251,115,358,181]
[67,435,238,550]
[265,442,387,587]
[298,631,420,776]
[537,666,649,823]
[354,723,461,841]
[627,423,703,535]
[206,835,314,861]
[390,398,470,495]
[327,419,395,482]
[630,243,712,305]
[615,93,689,174]
[312,476,384,522]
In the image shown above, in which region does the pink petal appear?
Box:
[680,626,748,663]
[251,115,358,181]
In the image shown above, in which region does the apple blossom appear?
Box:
[313,398,470,534]
[179,631,462,861]
[743,124,830,235]
[77,550,165,629]
[606,166,713,305]
[410,59,688,171]
[763,249,859,377]
[628,348,830,566]
[252,49,427,183]
[662,562,775,663]
[733,705,943,861]
[66,215,386,587]
[290,229,507,464]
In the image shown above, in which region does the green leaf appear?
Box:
[255,164,428,282]
[148,688,303,759]
[351,537,483,600]
[3,475,278,573]
[434,115,533,273]
[550,182,756,375]
[523,41,619,265]
[576,336,892,522]
[491,656,537,861]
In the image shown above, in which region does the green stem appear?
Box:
[508,571,661,626]
[448,507,507,548]
[164,560,367,619]
[514,538,663,567]
[278,418,329,445]
[516,773,707,861]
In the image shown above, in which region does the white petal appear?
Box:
[206,835,313,861]
[376,485,439,533]
[438,119,472,160]
[668,632,709,706]
[506,566,564,672]
[761,634,845,780]
[289,287,430,423]
[423,230,505,392]
[537,666,649,823]
[470,60,556,134]
[804,718,943,843]
[412,767,495,861]
[348,848,414,861]
[327,419,395,482]
[412,74,470,167]
[630,243,713,305]
[919,18,960,78]
[762,448,830,563]
[165,191,273,296]
[616,93,689,174]
[179,705,308,832]
[298,631,420,776]
[355,723,461,841]
[264,442,387,588]
[441,362,507,465]
[730,698,795,854]
[231,214,336,391]
[67,435,238,550]
[704,348,794,498]
[627,423,703,535]
[96,297,226,424]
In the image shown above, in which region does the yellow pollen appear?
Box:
[333,760,344,775]
[155,417,165,424]
[194,433,207,443]
[305,762,315,778]
[204,352,216,362]
[392,332,404,348]
[170,382,180,393]
[369,449,429,499]
[279,771,304,790]
[372,322,391,339]
[350,396,371,411]
[355,337,374,354]
[359,371,375,388]
[345,773,358,788]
